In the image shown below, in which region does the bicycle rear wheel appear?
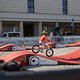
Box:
[32,45,40,53]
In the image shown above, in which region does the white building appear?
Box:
[0,0,80,36]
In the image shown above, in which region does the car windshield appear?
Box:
[1,33,7,37]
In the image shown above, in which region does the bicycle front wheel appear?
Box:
[46,49,54,57]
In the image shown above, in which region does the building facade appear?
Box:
[0,0,80,36]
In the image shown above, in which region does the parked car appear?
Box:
[1,32,21,37]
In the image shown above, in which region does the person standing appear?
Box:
[50,32,54,40]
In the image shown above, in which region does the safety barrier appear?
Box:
[0,36,80,46]
[0,68,80,80]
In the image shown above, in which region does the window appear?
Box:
[63,0,67,15]
[27,0,34,13]
[8,33,20,37]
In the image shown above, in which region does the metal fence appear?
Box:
[0,36,80,46]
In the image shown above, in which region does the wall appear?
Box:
[0,0,80,16]
[0,0,80,22]
[0,0,27,12]
[35,0,62,14]
[68,0,80,15]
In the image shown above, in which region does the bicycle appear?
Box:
[32,41,54,57]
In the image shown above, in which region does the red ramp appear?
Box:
[35,49,80,64]
[66,41,80,47]
[0,50,35,62]
[0,44,15,51]
[0,49,80,65]
[52,49,80,64]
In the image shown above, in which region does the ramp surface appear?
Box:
[0,46,80,64]
[33,48,80,64]
[0,50,35,62]
[0,44,15,51]
[66,41,80,47]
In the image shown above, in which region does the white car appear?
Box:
[1,32,21,37]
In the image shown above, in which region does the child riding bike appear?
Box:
[39,31,54,48]
[39,30,49,48]
[32,30,54,57]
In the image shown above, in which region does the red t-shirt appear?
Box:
[39,35,48,42]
